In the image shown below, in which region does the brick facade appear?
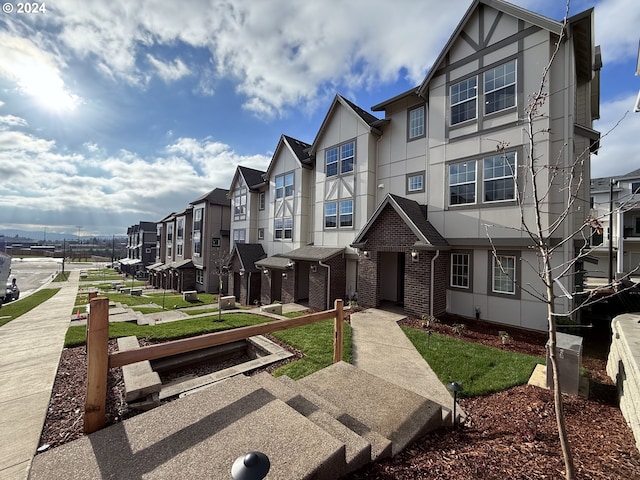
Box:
[356,204,448,317]
[307,256,346,311]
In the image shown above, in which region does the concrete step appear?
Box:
[299,361,444,455]
[30,375,349,480]
[251,371,371,474]
[277,376,393,461]
[116,336,161,403]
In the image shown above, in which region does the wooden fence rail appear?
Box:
[84,297,344,433]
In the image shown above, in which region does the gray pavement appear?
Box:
[0,271,79,480]
[350,308,456,416]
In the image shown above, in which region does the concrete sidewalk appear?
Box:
[0,272,80,480]
[350,308,456,416]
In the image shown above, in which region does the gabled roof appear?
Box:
[232,243,266,273]
[416,0,565,98]
[158,212,176,223]
[190,188,230,206]
[264,134,313,179]
[352,194,449,250]
[310,94,383,154]
[229,165,267,193]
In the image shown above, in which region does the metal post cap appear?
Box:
[231,451,270,480]
[447,381,463,392]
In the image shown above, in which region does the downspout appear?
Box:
[429,249,440,317]
[247,272,252,306]
[319,260,331,309]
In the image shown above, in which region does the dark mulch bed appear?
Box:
[39,311,640,479]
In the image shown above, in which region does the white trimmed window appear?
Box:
[326,141,355,177]
[449,161,476,205]
[484,152,516,202]
[275,217,292,239]
[325,202,337,228]
[276,172,294,199]
[196,269,204,284]
[408,105,425,139]
[450,77,477,125]
[258,228,264,240]
[492,255,516,294]
[451,253,470,288]
[233,229,246,243]
[259,192,265,210]
[407,172,425,193]
[234,188,247,220]
[484,60,516,115]
[339,200,353,227]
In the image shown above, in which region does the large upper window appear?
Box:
[275,172,294,199]
[484,152,516,202]
[193,208,203,232]
[408,105,425,139]
[326,140,355,177]
[492,254,516,295]
[177,218,184,239]
[451,253,470,289]
[325,200,353,229]
[449,161,476,205]
[450,77,477,125]
[234,188,247,221]
[484,60,516,115]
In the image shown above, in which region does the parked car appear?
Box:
[5,281,19,302]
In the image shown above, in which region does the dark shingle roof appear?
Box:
[283,135,313,166]
[191,188,230,206]
[339,95,381,126]
[239,166,266,190]
[352,193,449,249]
[389,195,448,247]
[234,243,266,272]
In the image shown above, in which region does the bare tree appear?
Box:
[211,246,233,322]
[483,5,631,479]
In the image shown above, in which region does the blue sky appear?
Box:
[0,0,639,237]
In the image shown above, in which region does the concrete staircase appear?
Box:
[30,362,447,479]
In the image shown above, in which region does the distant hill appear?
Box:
[0,229,125,243]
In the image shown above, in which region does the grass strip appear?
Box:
[64,312,273,347]
[0,288,61,327]
[401,326,544,397]
[271,319,352,380]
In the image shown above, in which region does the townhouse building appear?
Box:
[189,188,231,293]
[120,221,157,276]
[227,0,601,331]
[588,169,640,279]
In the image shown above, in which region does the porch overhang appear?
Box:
[255,255,292,270]
[281,246,345,262]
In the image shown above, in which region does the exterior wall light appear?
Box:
[310,265,317,273]
[263,268,269,275]
[282,272,287,279]
[363,250,370,258]
[239,269,245,276]
[411,249,419,262]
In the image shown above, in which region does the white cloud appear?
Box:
[146,55,192,82]
[0,127,269,232]
[0,115,28,128]
[593,94,640,178]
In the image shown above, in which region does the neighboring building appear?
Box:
[226,0,601,331]
[589,169,640,279]
[120,221,157,276]
[189,188,231,293]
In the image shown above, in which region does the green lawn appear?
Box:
[271,319,353,380]
[0,289,61,327]
[64,312,274,347]
[401,326,544,397]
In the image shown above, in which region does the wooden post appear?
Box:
[88,291,98,301]
[333,299,343,363]
[84,296,109,434]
